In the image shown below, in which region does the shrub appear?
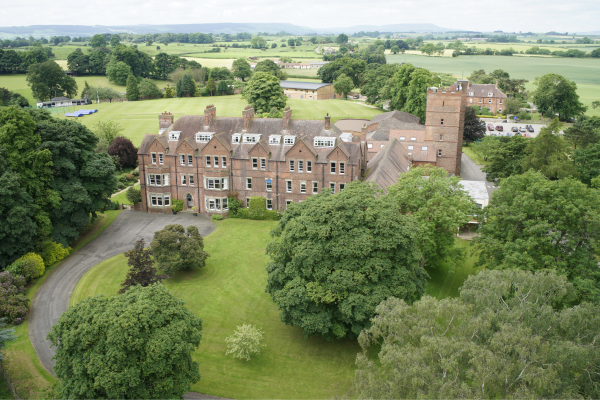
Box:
[225,324,266,361]
[236,208,250,219]
[106,200,120,210]
[117,175,128,183]
[131,167,140,177]
[108,137,138,169]
[228,195,243,216]
[517,111,532,120]
[117,182,126,190]
[211,214,223,222]
[8,253,45,282]
[0,271,29,325]
[171,199,184,213]
[248,197,267,220]
[125,173,136,182]
[126,186,142,204]
[265,210,281,220]
[37,240,71,267]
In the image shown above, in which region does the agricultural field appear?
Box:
[70,219,480,399]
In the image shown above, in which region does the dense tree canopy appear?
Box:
[119,239,167,294]
[232,57,252,82]
[90,34,107,48]
[359,63,400,104]
[265,182,427,340]
[150,225,209,275]
[353,269,600,399]
[48,284,203,399]
[463,106,486,143]
[563,115,600,150]
[105,59,131,86]
[474,170,600,304]
[241,72,286,113]
[318,57,367,88]
[253,59,279,77]
[26,60,78,101]
[481,135,528,181]
[532,73,587,120]
[125,74,139,101]
[108,136,138,169]
[389,64,439,123]
[332,73,353,99]
[468,69,528,98]
[387,166,476,269]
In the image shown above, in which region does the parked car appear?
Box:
[512,126,518,133]
[495,125,503,131]
[526,125,534,133]
[502,119,508,123]
[520,127,526,133]
[487,123,495,131]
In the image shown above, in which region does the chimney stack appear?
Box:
[282,106,292,131]
[204,104,216,128]
[242,105,254,131]
[324,113,330,130]
[360,123,369,141]
[159,111,173,129]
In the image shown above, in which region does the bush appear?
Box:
[126,186,142,204]
[125,173,136,182]
[0,271,29,325]
[171,199,184,213]
[106,200,120,210]
[7,253,45,282]
[108,137,138,169]
[225,324,266,361]
[265,210,281,220]
[37,240,71,267]
[228,195,243,216]
[131,167,139,177]
[236,208,250,219]
[211,214,223,222]
[117,182,126,190]
[117,175,128,183]
[517,111,532,120]
[248,197,267,220]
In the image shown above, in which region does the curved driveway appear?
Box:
[29,211,215,375]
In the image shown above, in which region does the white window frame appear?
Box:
[205,156,211,167]
[399,136,405,141]
[438,149,442,157]
[307,161,312,172]
[289,159,295,172]
[312,181,318,194]
[180,154,185,166]
[313,137,335,147]
[269,135,281,145]
[408,145,414,150]
[339,183,345,191]
[158,153,164,164]
[266,178,272,192]
[339,162,345,175]
[181,174,187,185]
[298,160,303,172]
[283,136,295,145]
[196,133,214,143]
[329,182,335,193]
[252,157,258,169]
[214,156,219,168]
[330,162,336,174]
[286,180,292,193]
[440,134,443,141]
[151,153,156,164]
[222,156,227,168]
[410,137,417,141]
[188,155,193,166]
[300,181,306,193]
[232,134,241,144]
[260,158,266,170]
[246,177,252,190]
[422,146,428,151]
[189,174,194,186]
[367,143,373,149]
[266,199,273,210]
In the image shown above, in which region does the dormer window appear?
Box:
[488,92,493,97]
[168,131,181,141]
[283,135,296,145]
[196,132,214,143]
[399,136,405,141]
[232,134,241,143]
[410,137,417,141]
[243,134,261,143]
[269,135,281,145]
[313,137,335,147]
[469,91,474,96]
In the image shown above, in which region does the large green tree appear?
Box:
[352,269,600,399]
[150,225,209,275]
[125,74,139,101]
[47,284,203,399]
[389,63,440,123]
[359,63,399,104]
[265,182,427,340]
[474,170,600,303]
[532,73,587,120]
[138,78,161,98]
[387,166,476,269]
[105,59,131,86]
[482,135,529,181]
[253,59,279,77]
[463,106,486,143]
[317,57,367,87]
[241,72,286,113]
[90,34,106,48]
[333,73,353,99]
[119,239,167,294]
[563,115,600,150]
[573,143,600,186]
[26,60,78,101]
[232,58,252,82]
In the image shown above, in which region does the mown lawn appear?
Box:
[71,219,484,399]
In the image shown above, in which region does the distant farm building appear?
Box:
[280,81,336,100]
[36,96,90,109]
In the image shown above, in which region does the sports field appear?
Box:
[70,219,479,399]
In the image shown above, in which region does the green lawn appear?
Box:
[462,143,490,166]
[70,219,484,399]
[2,210,122,399]
[111,183,140,205]
[0,379,14,399]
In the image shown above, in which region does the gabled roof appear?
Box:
[363,138,409,193]
[279,81,332,90]
[367,111,424,142]
[467,83,507,98]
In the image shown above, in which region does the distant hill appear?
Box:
[0,23,454,38]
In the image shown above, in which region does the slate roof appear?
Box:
[363,138,409,192]
[139,114,363,165]
[366,111,424,141]
[467,83,507,98]
[334,118,370,132]
[280,81,332,90]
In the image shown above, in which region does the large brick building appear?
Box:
[465,82,507,114]
[138,82,468,215]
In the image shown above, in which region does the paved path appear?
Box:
[29,211,215,376]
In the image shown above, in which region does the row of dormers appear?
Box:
[170,131,337,148]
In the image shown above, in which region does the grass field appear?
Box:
[2,210,122,399]
[0,379,14,399]
[70,219,482,399]
[111,183,140,205]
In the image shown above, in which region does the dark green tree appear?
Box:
[138,78,161,99]
[150,225,209,275]
[109,36,120,47]
[105,59,131,86]
[482,136,529,181]
[232,58,252,82]
[176,74,195,97]
[463,106,486,143]
[217,80,229,95]
[254,59,279,77]
[90,34,106,48]
[119,239,167,294]
[473,170,600,303]
[265,182,427,339]
[572,143,600,186]
[333,73,354,99]
[317,57,367,87]
[241,72,286,113]
[125,74,139,101]
[205,78,216,96]
[335,34,348,45]
[563,115,600,149]
[26,60,78,101]
[353,270,600,399]
[47,284,202,399]
[359,63,400,104]
[532,73,587,120]
[153,52,176,80]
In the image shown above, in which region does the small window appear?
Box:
[339,183,345,191]
[189,175,194,186]
[329,182,335,193]
[151,195,157,206]
[469,91,474,96]
[300,182,306,193]
[266,199,273,210]
[246,178,252,190]
[439,134,443,141]
[232,134,240,143]
[214,156,219,167]
[266,179,272,191]
[284,136,295,145]
[289,160,295,172]
[180,155,185,166]
[488,99,492,103]
[208,199,215,210]
[158,153,164,164]
[422,146,428,151]
[223,198,228,211]
[479,99,482,103]
[330,162,336,174]
[488,92,493,97]
[286,200,292,207]
[181,175,187,185]
[286,180,292,193]
[307,161,312,172]
[367,143,373,149]
[438,149,442,157]
[188,155,193,166]
[442,101,445,107]
[441,119,444,125]
[246,198,251,207]
[410,137,417,141]
[164,195,170,206]
[260,158,266,170]
[498,108,502,113]
[151,153,156,164]
[298,160,303,172]
[470,98,473,103]
[206,156,211,167]
[312,181,318,194]
[222,156,227,168]
[408,145,414,150]
[252,157,258,169]
[399,136,405,141]
[157,195,163,206]
[339,162,345,175]
[500,99,503,104]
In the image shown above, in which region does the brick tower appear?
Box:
[424,82,467,176]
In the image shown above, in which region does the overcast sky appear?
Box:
[1,0,599,33]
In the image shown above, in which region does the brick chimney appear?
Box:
[159,111,173,129]
[282,106,292,131]
[360,124,368,141]
[495,80,498,88]
[242,105,254,131]
[324,113,330,130]
[204,104,216,128]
